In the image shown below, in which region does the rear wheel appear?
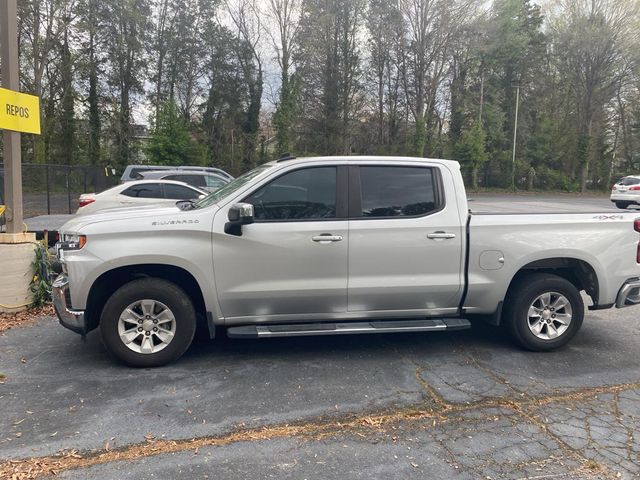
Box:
[99,278,196,367]
[615,201,630,209]
[503,273,584,351]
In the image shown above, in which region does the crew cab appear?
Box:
[53,156,640,367]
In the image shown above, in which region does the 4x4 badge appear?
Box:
[592,215,623,220]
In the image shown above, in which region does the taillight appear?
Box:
[630,186,640,191]
[79,198,95,208]
[635,219,640,263]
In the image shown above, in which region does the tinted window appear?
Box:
[121,183,163,198]
[164,184,201,200]
[359,166,437,217]
[165,174,206,187]
[245,167,336,220]
[618,177,640,186]
[130,168,145,180]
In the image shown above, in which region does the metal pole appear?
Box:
[1,0,23,233]
[45,165,51,214]
[511,85,520,191]
[67,167,71,213]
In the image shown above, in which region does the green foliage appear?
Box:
[533,166,579,191]
[456,124,489,168]
[273,75,300,156]
[456,123,489,189]
[13,0,640,191]
[147,101,206,166]
[30,243,53,308]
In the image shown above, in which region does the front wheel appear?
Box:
[99,278,196,367]
[615,201,630,209]
[503,273,584,351]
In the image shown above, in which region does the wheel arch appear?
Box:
[85,264,207,333]
[496,257,598,326]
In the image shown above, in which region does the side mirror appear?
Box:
[225,202,255,236]
[198,194,206,200]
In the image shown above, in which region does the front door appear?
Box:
[347,165,464,314]
[212,165,348,321]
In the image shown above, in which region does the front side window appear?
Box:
[245,167,337,221]
[121,183,163,198]
[358,166,438,218]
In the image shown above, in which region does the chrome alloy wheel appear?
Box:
[117,299,176,354]
[527,292,572,340]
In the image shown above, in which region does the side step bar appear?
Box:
[227,318,471,339]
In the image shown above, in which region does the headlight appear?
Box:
[57,233,87,252]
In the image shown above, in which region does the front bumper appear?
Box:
[52,274,86,334]
[615,278,640,308]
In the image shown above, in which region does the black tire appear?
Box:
[99,278,196,367]
[615,201,630,209]
[503,273,584,351]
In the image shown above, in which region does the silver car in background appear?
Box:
[140,170,230,193]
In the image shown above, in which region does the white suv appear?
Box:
[611,176,640,209]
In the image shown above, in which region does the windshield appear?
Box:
[193,165,272,208]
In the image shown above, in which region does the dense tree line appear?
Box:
[9,0,640,190]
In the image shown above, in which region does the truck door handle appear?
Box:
[312,234,343,243]
[427,232,456,240]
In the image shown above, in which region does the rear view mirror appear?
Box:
[225,202,255,236]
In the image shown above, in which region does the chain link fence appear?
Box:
[0,163,119,218]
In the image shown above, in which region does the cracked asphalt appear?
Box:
[1,193,639,479]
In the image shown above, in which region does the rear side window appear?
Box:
[121,183,163,198]
[357,166,438,218]
[617,177,640,186]
[163,184,201,200]
[245,167,337,221]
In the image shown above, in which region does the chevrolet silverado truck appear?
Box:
[53,156,640,367]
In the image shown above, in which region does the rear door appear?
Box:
[347,164,464,315]
[212,165,349,320]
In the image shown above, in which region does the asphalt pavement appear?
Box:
[0,193,639,479]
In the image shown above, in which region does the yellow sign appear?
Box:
[0,87,40,134]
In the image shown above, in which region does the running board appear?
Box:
[226,318,471,339]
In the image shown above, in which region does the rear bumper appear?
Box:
[52,274,86,334]
[610,193,640,202]
[615,278,640,308]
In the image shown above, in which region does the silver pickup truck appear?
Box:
[53,156,640,367]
